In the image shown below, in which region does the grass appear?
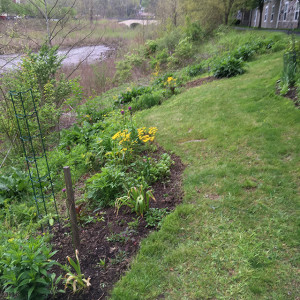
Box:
[110,51,300,299]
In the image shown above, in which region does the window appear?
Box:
[295,1,299,20]
[283,2,289,21]
[271,5,275,21]
[264,5,269,22]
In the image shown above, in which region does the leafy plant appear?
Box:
[144,40,158,57]
[115,184,156,216]
[0,167,31,205]
[110,250,127,265]
[64,250,91,293]
[187,63,205,77]
[232,44,256,61]
[86,165,126,207]
[0,236,58,300]
[213,56,246,78]
[0,44,80,152]
[145,208,170,228]
[131,91,163,111]
[106,228,136,244]
[116,86,152,105]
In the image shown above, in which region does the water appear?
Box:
[0,45,111,72]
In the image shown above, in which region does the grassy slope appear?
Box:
[110,51,300,299]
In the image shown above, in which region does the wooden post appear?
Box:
[63,166,80,250]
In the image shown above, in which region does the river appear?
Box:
[0,45,111,72]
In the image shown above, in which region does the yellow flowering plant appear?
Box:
[109,126,158,162]
[164,76,177,94]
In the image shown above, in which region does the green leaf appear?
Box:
[27,286,35,300]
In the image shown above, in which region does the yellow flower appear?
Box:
[8,238,14,243]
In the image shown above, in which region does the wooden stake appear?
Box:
[63,166,80,250]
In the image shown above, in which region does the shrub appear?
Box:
[0,168,31,206]
[186,63,205,77]
[0,236,58,300]
[131,91,163,111]
[86,165,126,207]
[157,28,183,53]
[0,44,81,152]
[232,44,256,61]
[168,37,194,68]
[150,48,169,69]
[185,19,203,42]
[213,56,246,78]
[144,40,158,57]
[116,86,152,105]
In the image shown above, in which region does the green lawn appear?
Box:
[110,51,300,299]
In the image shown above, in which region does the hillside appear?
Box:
[111,51,300,299]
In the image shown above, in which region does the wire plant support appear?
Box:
[10,88,59,230]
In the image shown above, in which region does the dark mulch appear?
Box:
[276,85,299,107]
[50,151,185,300]
[185,76,218,89]
[285,86,299,107]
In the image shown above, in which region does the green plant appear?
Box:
[213,56,246,78]
[106,228,136,244]
[168,37,194,67]
[145,208,170,228]
[0,236,58,300]
[128,217,140,230]
[0,167,31,205]
[115,184,156,216]
[150,48,169,69]
[0,44,80,151]
[97,258,106,269]
[64,250,91,293]
[280,51,298,94]
[110,250,127,265]
[116,86,152,105]
[86,165,126,207]
[149,153,174,182]
[131,91,163,111]
[49,273,65,298]
[144,40,158,57]
[187,63,205,77]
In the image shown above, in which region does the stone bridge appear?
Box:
[119,19,158,28]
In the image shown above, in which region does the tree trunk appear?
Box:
[258,5,263,28]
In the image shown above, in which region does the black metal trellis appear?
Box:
[10,89,59,230]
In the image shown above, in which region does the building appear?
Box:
[240,0,299,29]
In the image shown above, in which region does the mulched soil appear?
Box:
[185,76,218,89]
[49,151,185,300]
[285,86,299,107]
[276,85,299,108]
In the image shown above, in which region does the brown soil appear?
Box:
[50,151,185,300]
[185,76,218,89]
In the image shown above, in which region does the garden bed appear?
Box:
[50,151,184,300]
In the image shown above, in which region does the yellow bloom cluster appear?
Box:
[112,129,131,145]
[164,77,177,87]
[138,127,158,143]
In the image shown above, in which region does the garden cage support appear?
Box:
[10,89,59,230]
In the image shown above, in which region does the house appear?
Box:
[240,0,299,29]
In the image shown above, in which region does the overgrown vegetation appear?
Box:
[0,22,299,299]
